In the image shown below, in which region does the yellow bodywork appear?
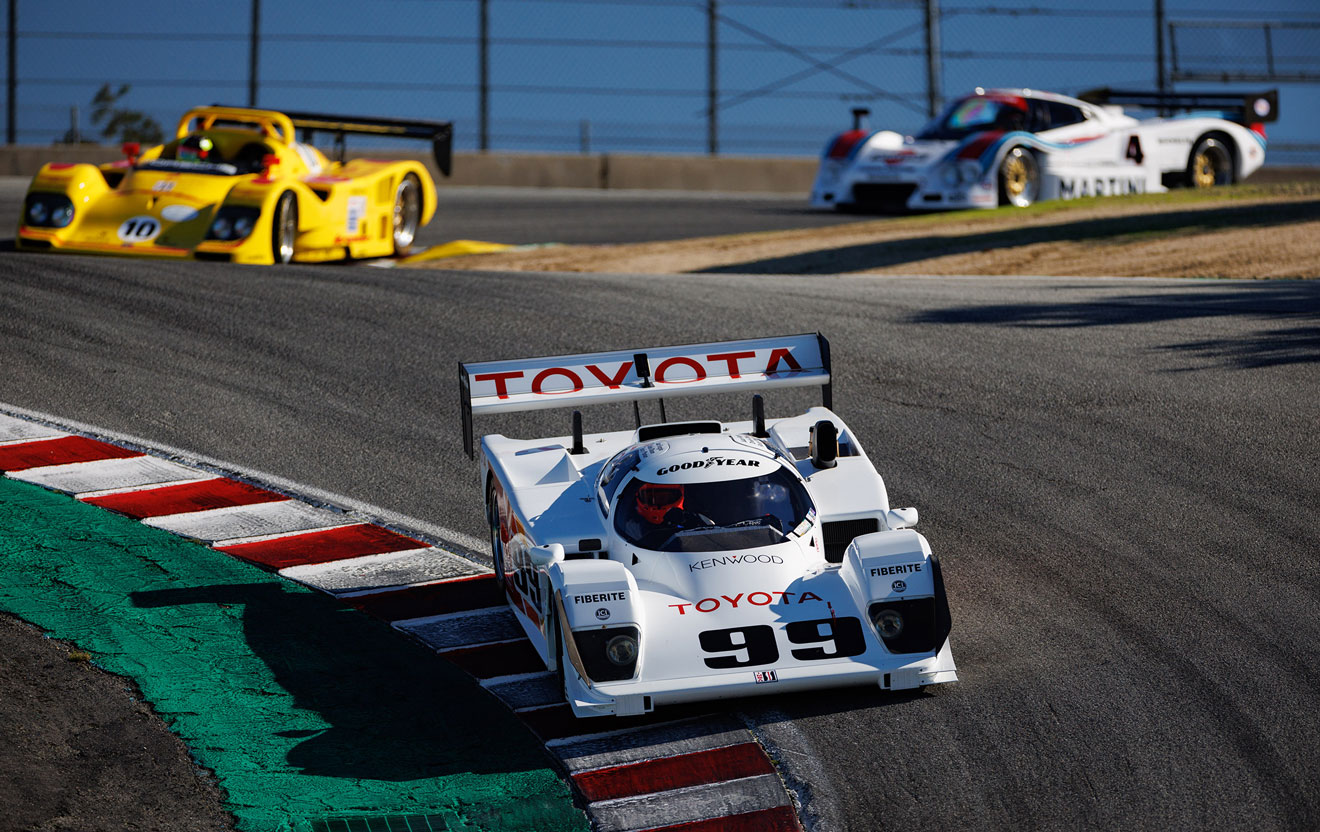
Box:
[16,106,438,265]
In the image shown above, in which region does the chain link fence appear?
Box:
[4,0,1318,165]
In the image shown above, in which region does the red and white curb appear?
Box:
[0,410,804,832]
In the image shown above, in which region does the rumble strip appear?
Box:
[0,410,803,832]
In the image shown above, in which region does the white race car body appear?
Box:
[462,334,956,718]
[810,87,1276,212]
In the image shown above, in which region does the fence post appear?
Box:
[249,0,260,107]
[1154,0,1166,113]
[7,0,15,144]
[925,0,941,117]
[479,0,489,151]
[707,0,718,155]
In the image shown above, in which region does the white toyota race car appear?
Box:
[810,87,1277,212]
[461,334,956,719]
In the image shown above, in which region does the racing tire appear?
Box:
[271,191,297,264]
[1186,135,1235,189]
[555,612,574,706]
[487,485,508,601]
[392,173,422,255]
[998,147,1040,208]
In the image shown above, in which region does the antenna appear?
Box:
[752,394,768,438]
[570,410,586,455]
[633,352,652,428]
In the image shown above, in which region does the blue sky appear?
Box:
[7,0,1319,163]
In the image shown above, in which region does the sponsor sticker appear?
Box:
[346,195,367,233]
[656,457,761,476]
[689,553,784,572]
[754,670,778,684]
[868,563,922,577]
[572,591,627,605]
[669,590,823,615]
[595,607,611,621]
[892,579,907,593]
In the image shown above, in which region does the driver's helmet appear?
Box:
[178,134,215,162]
[636,482,684,525]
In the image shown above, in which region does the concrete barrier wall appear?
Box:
[0,145,819,193]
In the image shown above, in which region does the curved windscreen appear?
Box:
[613,468,814,552]
[917,95,1027,140]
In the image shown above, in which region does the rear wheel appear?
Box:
[998,147,1039,208]
[392,174,422,254]
[271,191,297,264]
[1187,135,1234,188]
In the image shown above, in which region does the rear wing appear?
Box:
[218,108,452,176]
[1078,88,1278,124]
[460,333,833,458]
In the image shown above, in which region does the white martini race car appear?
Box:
[461,334,956,718]
[810,87,1277,212]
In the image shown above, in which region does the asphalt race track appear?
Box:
[1,177,861,249]
[2,189,1319,831]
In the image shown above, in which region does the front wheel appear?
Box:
[488,491,507,601]
[1187,136,1234,188]
[998,147,1040,208]
[271,191,297,264]
[392,174,422,255]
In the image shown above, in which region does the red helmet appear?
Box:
[636,482,683,525]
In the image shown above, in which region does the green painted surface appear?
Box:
[0,477,587,832]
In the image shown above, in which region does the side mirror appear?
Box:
[886,507,918,530]
[528,543,565,568]
[810,420,838,469]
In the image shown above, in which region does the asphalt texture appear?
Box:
[2,177,861,249]
[2,188,1318,831]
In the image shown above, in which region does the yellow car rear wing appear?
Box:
[282,110,454,177]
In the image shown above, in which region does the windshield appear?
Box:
[614,468,814,553]
[917,95,1027,140]
[136,159,239,176]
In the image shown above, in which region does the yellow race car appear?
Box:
[17,105,452,264]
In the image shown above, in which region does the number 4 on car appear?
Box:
[461,334,957,719]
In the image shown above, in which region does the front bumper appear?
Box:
[812,161,998,212]
[565,639,958,718]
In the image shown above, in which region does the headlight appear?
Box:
[206,206,262,242]
[50,203,75,228]
[24,194,76,228]
[958,160,983,184]
[26,200,48,225]
[570,626,640,682]
[871,607,904,640]
[605,634,638,666]
[941,165,960,187]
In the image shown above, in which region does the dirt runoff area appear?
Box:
[0,613,232,832]
[409,183,1320,279]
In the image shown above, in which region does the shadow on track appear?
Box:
[911,282,1320,369]
[695,200,1320,276]
[131,582,551,781]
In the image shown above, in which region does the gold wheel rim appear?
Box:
[1193,152,1216,188]
[1003,155,1027,198]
